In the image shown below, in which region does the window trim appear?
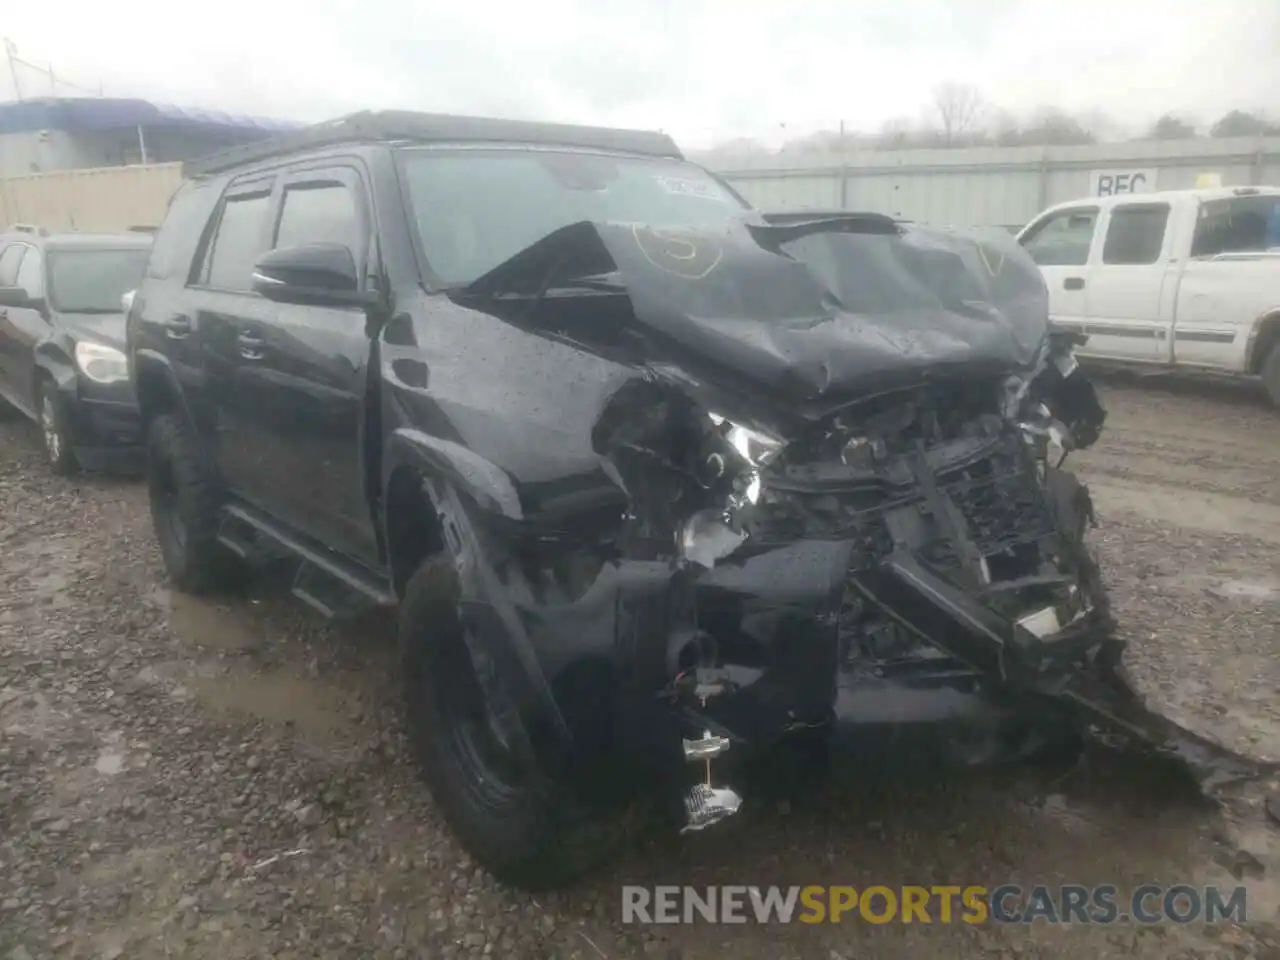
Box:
[0,242,31,288]
[270,166,372,292]
[1100,201,1171,266]
[13,243,43,297]
[1019,205,1100,267]
[188,174,279,293]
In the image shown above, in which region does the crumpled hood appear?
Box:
[59,311,127,350]
[458,215,1050,426]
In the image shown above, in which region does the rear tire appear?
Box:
[146,413,244,593]
[399,554,617,890]
[1262,343,1280,408]
[38,380,78,476]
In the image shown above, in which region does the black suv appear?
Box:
[128,111,1134,890]
[0,225,152,473]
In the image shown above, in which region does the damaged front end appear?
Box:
[444,213,1266,841]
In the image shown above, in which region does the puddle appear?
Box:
[168,593,267,651]
[186,669,353,738]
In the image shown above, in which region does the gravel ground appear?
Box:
[1,377,1279,960]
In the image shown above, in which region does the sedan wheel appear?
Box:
[38,382,77,475]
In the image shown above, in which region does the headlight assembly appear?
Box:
[74,341,129,385]
[707,412,785,506]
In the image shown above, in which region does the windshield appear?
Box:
[48,248,151,313]
[397,148,753,286]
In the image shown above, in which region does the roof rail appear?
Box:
[182,110,685,179]
[127,225,158,233]
[8,223,48,236]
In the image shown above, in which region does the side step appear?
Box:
[218,504,396,619]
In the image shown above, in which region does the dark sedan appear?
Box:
[0,227,152,474]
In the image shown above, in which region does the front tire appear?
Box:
[399,555,616,890]
[146,414,244,593]
[38,380,77,476]
[1262,343,1280,408]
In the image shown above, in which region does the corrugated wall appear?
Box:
[0,162,183,233]
[704,136,1280,228]
[4,136,1280,235]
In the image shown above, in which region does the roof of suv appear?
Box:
[183,109,685,179]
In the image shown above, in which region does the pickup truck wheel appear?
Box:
[38,380,78,476]
[146,414,244,593]
[1262,343,1280,408]
[399,556,615,890]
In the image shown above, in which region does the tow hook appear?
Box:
[680,730,743,834]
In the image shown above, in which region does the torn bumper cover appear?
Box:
[445,214,1267,830]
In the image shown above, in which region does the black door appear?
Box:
[234,166,380,565]
[6,244,51,409]
[0,242,32,413]
[187,174,281,510]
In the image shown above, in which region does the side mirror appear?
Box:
[251,243,377,308]
[0,285,38,310]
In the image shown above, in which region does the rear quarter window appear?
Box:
[146,179,226,282]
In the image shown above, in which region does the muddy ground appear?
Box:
[1,376,1279,960]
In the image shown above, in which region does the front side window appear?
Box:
[1019,208,1098,266]
[274,182,361,252]
[1191,195,1280,258]
[47,248,151,313]
[1102,205,1169,265]
[397,148,752,286]
[204,191,272,291]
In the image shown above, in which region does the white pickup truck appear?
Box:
[1016,187,1280,406]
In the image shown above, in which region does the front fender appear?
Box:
[34,341,76,398]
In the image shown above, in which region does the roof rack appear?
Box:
[183,110,684,179]
[7,223,48,236]
[127,225,158,233]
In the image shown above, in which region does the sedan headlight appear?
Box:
[74,341,129,385]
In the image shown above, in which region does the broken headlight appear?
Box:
[678,414,787,569]
[706,413,786,505]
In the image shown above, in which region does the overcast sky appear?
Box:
[4,0,1278,149]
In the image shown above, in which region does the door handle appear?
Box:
[163,314,192,339]
[1064,277,1085,290]
[237,332,266,361]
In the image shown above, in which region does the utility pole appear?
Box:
[4,38,21,101]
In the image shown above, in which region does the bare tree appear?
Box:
[1145,114,1197,140]
[932,83,986,146]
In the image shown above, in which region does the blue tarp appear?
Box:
[0,97,305,135]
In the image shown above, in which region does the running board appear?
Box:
[219,503,396,614]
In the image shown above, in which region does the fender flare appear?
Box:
[1245,308,1280,373]
[383,427,523,522]
[131,349,197,431]
[383,429,577,774]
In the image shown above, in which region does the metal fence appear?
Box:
[699,135,1280,229]
[0,162,182,233]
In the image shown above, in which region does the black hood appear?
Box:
[59,311,127,351]
[456,215,1050,425]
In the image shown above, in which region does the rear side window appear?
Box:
[274,182,360,252]
[149,180,224,282]
[1020,208,1097,266]
[1191,195,1280,258]
[1102,205,1169,265]
[0,244,25,286]
[203,191,272,291]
